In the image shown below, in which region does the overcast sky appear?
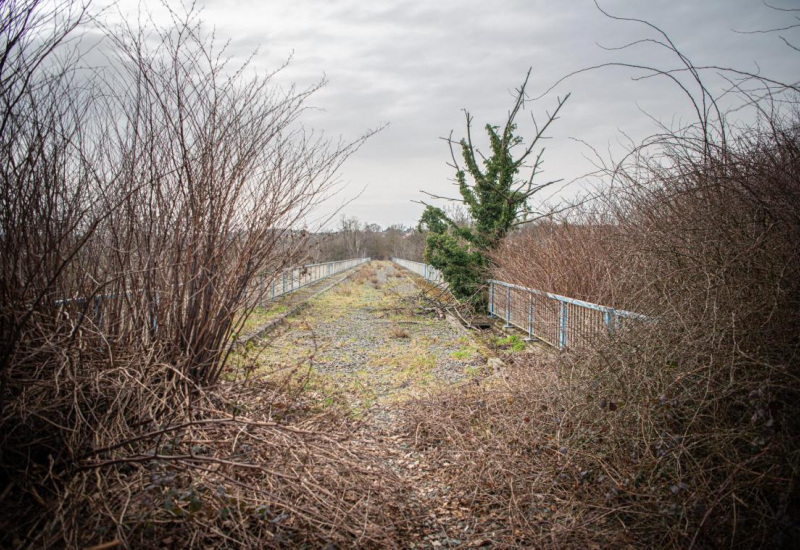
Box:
[106,0,799,229]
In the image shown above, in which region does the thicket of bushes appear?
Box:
[408,35,800,550]
[0,2,400,547]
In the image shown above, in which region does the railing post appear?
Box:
[94,296,103,328]
[150,293,159,333]
[489,281,494,317]
[525,292,534,341]
[605,308,616,333]
[559,301,568,350]
[504,285,512,328]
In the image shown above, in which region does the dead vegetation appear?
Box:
[388,325,410,339]
[406,24,800,550]
[352,264,380,288]
[3,1,799,548]
[0,1,391,547]
[2,350,411,548]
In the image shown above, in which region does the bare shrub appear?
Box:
[492,214,624,305]
[0,1,386,546]
[87,7,372,387]
[410,23,800,550]
[0,0,95,418]
[353,264,376,284]
[335,285,353,297]
[406,356,635,547]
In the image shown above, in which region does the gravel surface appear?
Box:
[251,261,487,414]
[236,264,365,343]
[243,260,495,547]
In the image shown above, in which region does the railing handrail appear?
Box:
[487,279,646,320]
[392,256,648,350]
[258,257,370,301]
[271,258,368,273]
[390,257,445,285]
[55,258,371,307]
[54,258,371,332]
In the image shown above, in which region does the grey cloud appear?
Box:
[140,0,799,227]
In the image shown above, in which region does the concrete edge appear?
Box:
[234,263,369,349]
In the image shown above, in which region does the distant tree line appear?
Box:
[309,215,426,262]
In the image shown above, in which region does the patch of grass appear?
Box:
[313,284,368,317]
[464,364,490,378]
[496,334,526,352]
[369,344,437,381]
[302,370,380,418]
[451,345,478,360]
[236,304,288,335]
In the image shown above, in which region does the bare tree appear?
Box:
[339,214,365,258]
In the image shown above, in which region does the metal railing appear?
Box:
[360,257,650,350]
[53,258,371,332]
[488,280,647,350]
[390,257,446,286]
[256,257,370,303]
[54,289,159,333]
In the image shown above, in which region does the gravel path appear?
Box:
[235,263,365,344]
[250,261,486,414]
[244,260,493,547]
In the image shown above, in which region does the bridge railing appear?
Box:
[255,257,370,303]
[390,258,446,286]
[488,280,647,350]
[54,258,371,331]
[391,256,647,350]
